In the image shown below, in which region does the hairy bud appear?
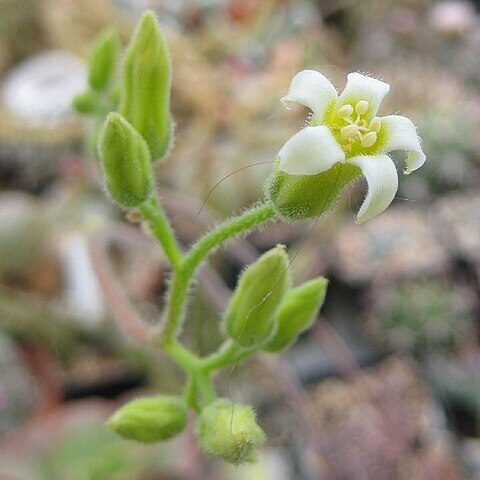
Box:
[87,29,120,92]
[265,277,328,352]
[195,399,265,465]
[98,112,154,208]
[72,90,99,114]
[224,245,290,348]
[106,395,187,443]
[121,10,173,161]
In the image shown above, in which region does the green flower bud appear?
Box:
[88,29,120,92]
[267,161,361,221]
[265,277,328,352]
[98,112,154,208]
[106,395,187,443]
[72,90,99,114]
[224,245,290,348]
[121,10,173,161]
[195,399,265,465]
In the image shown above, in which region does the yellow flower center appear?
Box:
[330,100,381,154]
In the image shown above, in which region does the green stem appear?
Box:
[200,340,256,372]
[139,197,183,269]
[162,340,200,373]
[184,375,200,412]
[184,202,276,277]
[165,340,216,406]
[158,202,276,344]
[195,371,216,405]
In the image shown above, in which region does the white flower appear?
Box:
[278,70,426,224]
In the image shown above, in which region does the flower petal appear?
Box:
[349,154,398,224]
[278,126,345,176]
[339,72,390,118]
[281,70,338,123]
[379,115,426,174]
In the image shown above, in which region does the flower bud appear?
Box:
[267,161,361,221]
[224,245,290,348]
[106,395,187,443]
[88,29,120,92]
[195,399,265,465]
[72,90,99,114]
[121,10,173,161]
[265,277,328,352]
[98,112,154,208]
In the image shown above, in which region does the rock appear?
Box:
[311,356,465,480]
[331,207,450,284]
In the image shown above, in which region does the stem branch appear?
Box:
[158,202,276,345]
[200,340,256,372]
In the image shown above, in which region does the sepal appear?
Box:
[267,160,361,221]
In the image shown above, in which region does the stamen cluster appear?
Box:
[332,100,381,153]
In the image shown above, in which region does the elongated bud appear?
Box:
[98,112,154,208]
[106,395,187,443]
[267,161,361,221]
[121,10,173,161]
[224,245,290,348]
[265,277,328,352]
[88,30,120,92]
[195,399,265,465]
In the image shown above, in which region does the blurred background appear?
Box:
[1,0,480,478]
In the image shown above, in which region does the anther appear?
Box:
[368,117,382,132]
[355,100,369,115]
[340,124,359,139]
[361,131,377,148]
[337,104,354,118]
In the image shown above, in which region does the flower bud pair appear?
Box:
[224,245,328,351]
[106,395,187,443]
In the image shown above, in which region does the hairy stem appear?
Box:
[158,201,276,345]
[139,196,183,269]
[200,340,255,372]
